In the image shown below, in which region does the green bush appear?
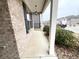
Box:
[43,25,49,32]
[43,25,76,47]
[43,25,49,36]
[55,26,75,47]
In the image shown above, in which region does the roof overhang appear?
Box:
[23,0,50,14]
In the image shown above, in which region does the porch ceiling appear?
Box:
[23,0,50,13]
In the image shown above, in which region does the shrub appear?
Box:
[43,25,76,47]
[55,26,76,47]
[43,25,49,32]
[43,25,49,36]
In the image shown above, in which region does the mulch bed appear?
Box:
[55,45,79,59]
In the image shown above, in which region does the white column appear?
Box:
[49,0,58,57]
[32,14,35,30]
[32,20,34,30]
[40,14,43,30]
[39,14,41,28]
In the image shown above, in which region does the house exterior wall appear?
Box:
[7,0,31,58]
[0,0,20,59]
[32,14,41,28]
[0,0,31,59]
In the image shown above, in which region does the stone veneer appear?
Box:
[0,0,27,59]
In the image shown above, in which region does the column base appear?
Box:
[20,56,58,59]
[41,56,58,59]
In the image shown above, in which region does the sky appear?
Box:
[41,0,79,21]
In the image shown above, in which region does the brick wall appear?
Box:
[8,0,27,58]
[7,0,29,58]
[0,0,20,59]
[0,0,29,59]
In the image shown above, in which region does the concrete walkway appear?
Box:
[26,30,49,57]
[19,29,49,59]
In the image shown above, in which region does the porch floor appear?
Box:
[19,29,49,59]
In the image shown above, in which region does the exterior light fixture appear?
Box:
[34,5,38,15]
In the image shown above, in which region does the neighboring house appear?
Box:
[57,17,67,25]
[57,15,79,27]
[67,19,79,26]
[57,17,67,28]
